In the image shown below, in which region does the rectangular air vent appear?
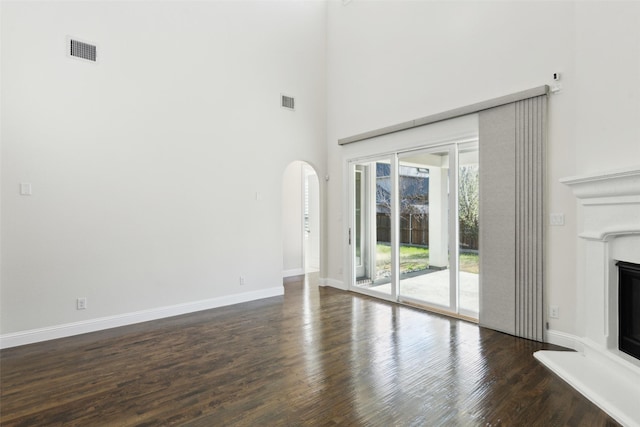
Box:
[69,38,97,62]
[281,95,295,111]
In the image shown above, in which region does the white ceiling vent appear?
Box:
[69,38,97,62]
[281,95,295,111]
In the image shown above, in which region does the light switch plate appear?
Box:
[20,183,32,196]
[550,213,565,226]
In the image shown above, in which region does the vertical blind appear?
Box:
[515,96,546,341]
[479,95,546,341]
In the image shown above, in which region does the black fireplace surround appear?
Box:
[618,261,640,361]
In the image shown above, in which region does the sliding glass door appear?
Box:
[349,143,479,319]
[351,158,394,299]
[397,148,454,310]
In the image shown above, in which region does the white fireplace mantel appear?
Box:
[561,166,640,241]
[535,166,640,427]
[559,166,640,201]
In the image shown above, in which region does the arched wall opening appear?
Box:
[282,161,320,277]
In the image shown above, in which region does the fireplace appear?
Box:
[533,166,640,426]
[618,261,640,361]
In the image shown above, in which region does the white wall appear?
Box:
[1,1,326,335]
[574,2,640,174]
[326,1,640,339]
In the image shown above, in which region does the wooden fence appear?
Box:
[376,213,478,250]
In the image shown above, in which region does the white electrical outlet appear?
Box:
[549,305,559,319]
[77,297,87,310]
[240,276,246,286]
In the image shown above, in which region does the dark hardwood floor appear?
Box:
[1,275,619,426]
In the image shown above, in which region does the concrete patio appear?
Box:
[356,270,479,315]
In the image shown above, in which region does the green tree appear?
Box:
[459,165,479,249]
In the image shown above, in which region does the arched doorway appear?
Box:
[282,161,320,277]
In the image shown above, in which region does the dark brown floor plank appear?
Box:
[1,275,619,426]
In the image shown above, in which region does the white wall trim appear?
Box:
[0,287,284,349]
[283,268,305,278]
[545,329,580,351]
[319,277,347,290]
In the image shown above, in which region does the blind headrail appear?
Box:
[338,85,549,145]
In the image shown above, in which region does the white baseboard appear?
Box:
[0,286,284,349]
[283,268,304,278]
[319,277,347,290]
[545,329,580,351]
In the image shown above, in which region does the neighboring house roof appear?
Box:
[376,174,429,214]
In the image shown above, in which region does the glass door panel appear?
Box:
[349,142,479,321]
[352,160,392,297]
[397,150,451,309]
[458,146,480,317]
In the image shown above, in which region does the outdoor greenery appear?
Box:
[459,252,479,274]
[458,165,479,249]
[376,244,479,275]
